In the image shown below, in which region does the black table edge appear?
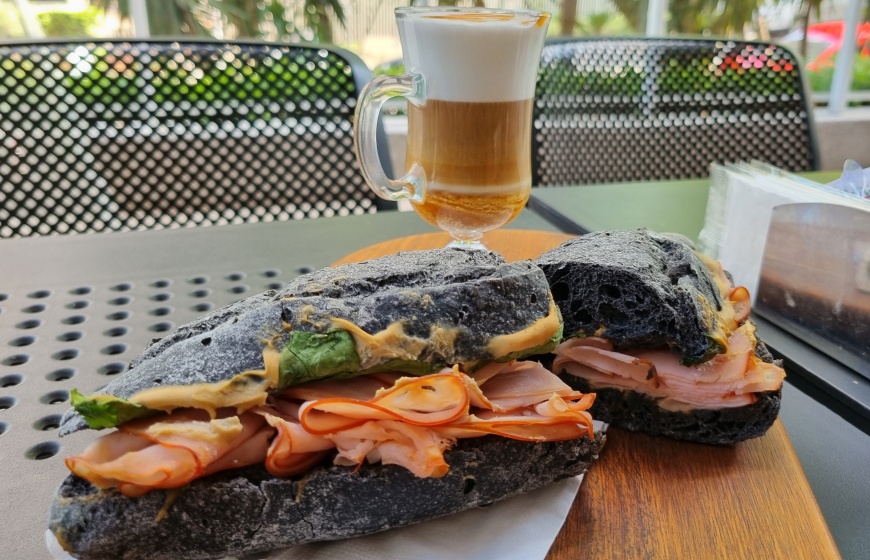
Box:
[526,197,588,235]
[753,313,870,437]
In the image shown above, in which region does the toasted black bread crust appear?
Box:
[60,249,553,435]
[535,230,724,364]
[133,248,550,368]
[555,341,781,445]
[50,433,605,560]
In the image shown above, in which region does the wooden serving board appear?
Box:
[335,229,840,560]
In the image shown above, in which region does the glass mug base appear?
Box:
[446,239,487,251]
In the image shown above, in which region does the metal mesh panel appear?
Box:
[0,40,392,238]
[533,38,818,186]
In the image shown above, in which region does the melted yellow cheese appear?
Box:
[53,531,72,553]
[697,293,730,352]
[129,345,281,416]
[298,304,317,325]
[696,253,755,355]
[698,254,729,292]
[156,490,181,522]
[333,300,557,370]
[124,292,559,415]
[427,324,460,358]
[486,296,560,358]
[330,318,436,369]
[145,415,243,443]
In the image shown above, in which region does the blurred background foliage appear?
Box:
[2,0,869,97]
[0,0,348,42]
[0,0,845,42]
[36,6,102,36]
[101,0,351,42]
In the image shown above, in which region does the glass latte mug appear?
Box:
[354,7,550,248]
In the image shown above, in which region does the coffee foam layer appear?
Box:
[397,11,549,103]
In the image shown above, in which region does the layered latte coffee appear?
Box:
[397,11,549,241]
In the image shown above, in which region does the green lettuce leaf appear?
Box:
[70,389,158,430]
[279,330,363,387]
[359,358,446,376]
[279,330,448,387]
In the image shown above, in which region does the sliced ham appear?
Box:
[436,413,592,442]
[729,286,751,324]
[66,430,174,493]
[66,361,597,493]
[556,336,614,350]
[299,370,469,434]
[280,375,394,402]
[67,411,271,497]
[472,361,582,411]
[468,360,511,385]
[202,426,274,476]
[330,420,454,478]
[458,367,496,410]
[263,414,335,477]
[554,322,784,411]
[553,343,658,386]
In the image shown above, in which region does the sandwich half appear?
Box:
[50,248,605,560]
[536,230,785,445]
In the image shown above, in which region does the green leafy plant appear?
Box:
[608,0,763,36]
[575,12,634,36]
[807,54,870,92]
[62,46,351,113]
[37,7,102,37]
[94,0,345,42]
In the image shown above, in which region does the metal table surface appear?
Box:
[528,178,711,241]
[0,209,556,560]
[527,172,842,243]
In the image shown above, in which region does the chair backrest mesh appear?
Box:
[0,40,392,238]
[532,38,819,187]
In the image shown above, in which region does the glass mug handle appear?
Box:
[354,73,427,203]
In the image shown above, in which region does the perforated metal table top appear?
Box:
[0,209,557,559]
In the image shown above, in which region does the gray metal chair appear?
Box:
[532,38,820,186]
[0,40,394,238]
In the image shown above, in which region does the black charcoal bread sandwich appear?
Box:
[535,230,785,445]
[50,248,605,560]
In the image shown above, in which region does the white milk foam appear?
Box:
[397,10,549,103]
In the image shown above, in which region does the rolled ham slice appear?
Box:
[67,411,272,496]
[263,414,335,477]
[553,322,784,411]
[66,362,597,492]
[299,370,469,434]
[330,420,454,478]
